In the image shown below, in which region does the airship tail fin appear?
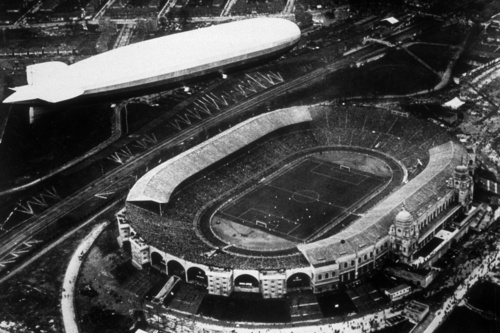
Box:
[3,85,84,104]
[26,61,70,86]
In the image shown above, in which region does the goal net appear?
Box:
[256,220,268,228]
[340,165,351,172]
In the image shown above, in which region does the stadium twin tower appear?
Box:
[118,105,476,299]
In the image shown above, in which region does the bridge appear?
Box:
[362,37,395,48]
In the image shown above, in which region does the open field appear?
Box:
[218,155,391,244]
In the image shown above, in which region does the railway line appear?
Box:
[0,43,382,276]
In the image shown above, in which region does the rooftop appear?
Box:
[127,107,312,203]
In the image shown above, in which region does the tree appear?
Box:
[179,8,190,28]
[294,9,313,28]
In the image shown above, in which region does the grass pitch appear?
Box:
[218,156,390,242]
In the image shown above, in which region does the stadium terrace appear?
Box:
[117,105,480,298]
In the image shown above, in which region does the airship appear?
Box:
[3,18,301,105]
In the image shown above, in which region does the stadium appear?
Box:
[117,104,477,299]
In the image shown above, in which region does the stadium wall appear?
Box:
[117,155,473,296]
[118,105,477,297]
[118,214,313,298]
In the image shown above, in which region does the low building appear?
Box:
[404,300,430,323]
[385,284,411,301]
[385,266,436,288]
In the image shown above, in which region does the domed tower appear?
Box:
[389,208,419,264]
[454,164,473,212]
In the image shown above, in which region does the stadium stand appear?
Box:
[120,104,468,297]
[127,107,312,203]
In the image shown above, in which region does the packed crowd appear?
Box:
[312,106,450,179]
[127,105,452,271]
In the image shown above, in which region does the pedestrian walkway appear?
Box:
[61,221,110,333]
[165,307,403,333]
[418,238,500,333]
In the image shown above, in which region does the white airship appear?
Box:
[3,18,301,105]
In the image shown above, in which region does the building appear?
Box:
[385,284,411,301]
[116,105,480,298]
[404,300,430,323]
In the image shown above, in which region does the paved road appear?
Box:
[154,304,403,333]
[0,41,383,275]
[61,221,109,333]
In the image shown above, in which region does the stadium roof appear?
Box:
[298,141,466,267]
[127,107,313,203]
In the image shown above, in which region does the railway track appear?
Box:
[0,48,374,273]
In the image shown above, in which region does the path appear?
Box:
[61,221,110,333]
[417,237,500,333]
[283,0,295,14]
[221,0,238,16]
[152,306,403,333]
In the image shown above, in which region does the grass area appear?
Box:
[466,281,500,316]
[407,44,457,73]
[435,306,499,333]
[419,24,469,46]
[219,157,389,242]
[268,49,441,107]
[0,220,103,333]
[0,102,113,186]
[348,49,440,96]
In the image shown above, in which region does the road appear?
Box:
[0,38,385,276]
[61,221,109,333]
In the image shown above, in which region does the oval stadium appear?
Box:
[117,104,476,299]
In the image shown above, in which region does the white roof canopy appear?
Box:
[127,107,312,203]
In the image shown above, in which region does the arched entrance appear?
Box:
[167,260,186,280]
[287,273,310,289]
[187,267,208,287]
[234,274,259,293]
[151,252,166,274]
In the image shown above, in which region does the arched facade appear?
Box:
[187,266,208,287]
[286,272,311,289]
[117,117,475,299]
[234,274,260,293]
[151,251,167,274]
[167,260,186,280]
